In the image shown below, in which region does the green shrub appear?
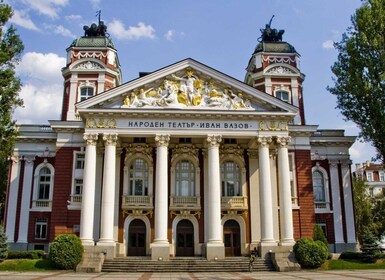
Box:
[293,238,329,268]
[339,251,362,260]
[0,226,8,261]
[313,225,328,246]
[7,250,45,259]
[48,234,83,270]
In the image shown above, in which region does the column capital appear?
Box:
[247,149,258,159]
[84,133,98,145]
[103,133,118,146]
[340,159,352,167]
[23,155,36,165]
[9,155,21,164]
[206,135,222,147]
[155,134,170,147]
[276,136,291,148]
[257,136,272,148]
[329,160,339,168]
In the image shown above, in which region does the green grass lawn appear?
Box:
[0,259,58,271]
[322,259,385,270]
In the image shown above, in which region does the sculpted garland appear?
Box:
[121,70,251,110]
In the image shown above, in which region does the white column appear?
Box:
[98,133,118,244]
[341,160,356,246]
[276,136,294,245]
[17,156,35,245]
[152,134,170,260]
[5,156,21,243]
[258,136,275,244]
[330,160,344,246]
[67,75,78,120]
[248,150,261,246]
[80,133,98,246]
[203,149,208,243]
[206,135,224,260]
[114,148,122,242]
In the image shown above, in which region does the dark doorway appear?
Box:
[127,219,146,256]
[223,220,241,257]
[176,219,194,256]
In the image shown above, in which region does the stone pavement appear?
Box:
[0,270,385,280]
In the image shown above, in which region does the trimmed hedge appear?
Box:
[7,250,45,259]
[49,234,83,270]
[294,238,329,268]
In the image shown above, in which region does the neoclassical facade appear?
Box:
[5,21,356,262]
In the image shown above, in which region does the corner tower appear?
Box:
[61,18,122,121]
[245,18,305,125]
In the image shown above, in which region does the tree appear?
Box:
[327,0,385,163]
[0,3,24,222]
[0,226,8,261]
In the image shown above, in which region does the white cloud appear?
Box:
[9,9,39,31]
[44,24,76,38]
[65,14,82,21]
[19,0,69,19]
[322,40,334,49]
[350,141,377,166]
[16,52,66,84]
[165,30,174,41]
[108,20,156,40]
[14,83,62,124]
[89,0,101,9]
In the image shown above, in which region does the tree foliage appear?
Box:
[327,0,385,163]
[49,234,83,270]
[0,225,8,261]
[0,3,24,222]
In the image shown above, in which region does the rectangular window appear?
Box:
[316,219,327,238]
[80,87,94,101]
[289,153,297,204]
[35,218,48,240]
[379,172,384,182]
[367,172,373,182]
[74,179,83,195]
[76,153,85,169]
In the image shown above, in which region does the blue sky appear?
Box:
[6,0,375,167]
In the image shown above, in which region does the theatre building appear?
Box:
[5,20,357,265]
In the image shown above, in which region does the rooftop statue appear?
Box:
[83,10,108,37]
[258,15,285,42]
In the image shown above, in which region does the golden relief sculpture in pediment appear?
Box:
[121,70,252,110]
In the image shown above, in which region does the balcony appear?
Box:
[67,195,82,210]
[122,195,153,210]
[315,201,330,212]
[32,199,52,210]
[169,196,201,211]
[221,196,248,211]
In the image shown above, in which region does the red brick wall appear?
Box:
[294,150,315,238]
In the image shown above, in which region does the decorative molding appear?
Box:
[257,136,272,148]
[103,133,118,146]
[172,145,199,163]
[259,120,288,131]
[263,55,296,64]
[86,117,116,128]
[125,144,153,161]
[267,66,294,74]
[247,149,258,159]
[72,51,108,59]
[75,61,102,70]
[276,136,291,148]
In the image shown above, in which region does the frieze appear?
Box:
[121,70,252,110]
[259,120,288,131]
[267,66,294,74]
[72,51,108,59]
[86,117,116,128]
[75,61,102,70]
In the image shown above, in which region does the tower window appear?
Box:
[79,87,94,101]
[275,90,289,102]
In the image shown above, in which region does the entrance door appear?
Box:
[127,219,146,256]
[223,220,241,257]
[176,220,194,256]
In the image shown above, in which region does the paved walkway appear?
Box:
[0,270,384,280]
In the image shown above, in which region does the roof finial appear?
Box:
[258,15,285,42]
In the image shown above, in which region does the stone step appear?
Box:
[102,257,275,272]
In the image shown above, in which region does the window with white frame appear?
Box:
[366,171,374,182]
[129,158,149,196]
[38,167,51,200]
[289,153,298,205]
[221,161,241,196]
[175,160,195,196]
[379,171,384,182]
[74,179,83,195]
[75,153,85,169]
[313,170,325,202]
[316,219,328,239]
[79,87,94,101]
[35,218,48,239]
[275,90,290,102]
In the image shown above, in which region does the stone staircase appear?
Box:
[102,257,276,272]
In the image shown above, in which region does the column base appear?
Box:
[279,240,295,246]
[151,242,170,260]
[95,241,116,259]
[81,239,95,246]
[206,242,225,260]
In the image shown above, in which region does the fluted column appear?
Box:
[276,136,294,245]
[80,133,98,246]
[17,155,36,246]
[330,160,344,248]
[98,133,118,245]
[341,160,356,249]
[206,135,225,260]
[258,136,275,244]
[6,156,21,243]
[151,134,170,260]
[248,149,261,247]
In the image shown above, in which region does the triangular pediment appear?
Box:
[77,58,297,116]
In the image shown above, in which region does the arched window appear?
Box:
[313,170,325,202]
[38,167,51,200]
[79,87,94,101]
[275,90,289,102]
[221,161,241,196]
[129,158,148,196]
[175,160,195,196]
